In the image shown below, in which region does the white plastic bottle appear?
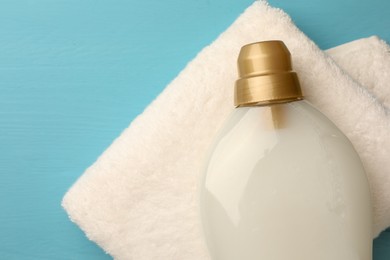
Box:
[200,41,372,260]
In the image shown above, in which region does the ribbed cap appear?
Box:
[234,40,303,106]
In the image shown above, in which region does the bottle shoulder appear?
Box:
[218,100,348,145]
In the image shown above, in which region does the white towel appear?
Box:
[62,1,390,259]
[326,36,390,109]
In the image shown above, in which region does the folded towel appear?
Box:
[62,1,390,259]
[326,35,390,109]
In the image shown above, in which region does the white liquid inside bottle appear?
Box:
[199,41,372,259]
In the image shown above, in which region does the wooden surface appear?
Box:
[0,0,389,259]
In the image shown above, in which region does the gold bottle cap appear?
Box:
[234,40,303,107]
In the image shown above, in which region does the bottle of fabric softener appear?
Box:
[200,40,372,260]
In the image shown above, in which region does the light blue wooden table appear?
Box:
[1,0,389,259]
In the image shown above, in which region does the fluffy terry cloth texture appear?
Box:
[326,35,390,109]
[62,1,390,259]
